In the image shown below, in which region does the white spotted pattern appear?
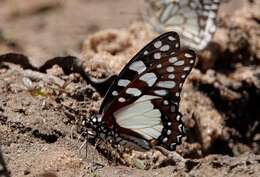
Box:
[156,64,162,68]
[157,81,176,89]
[154,52,161,59]
[174,60,184,66]
[154,41,162,48]
[183,66,190,71]
[162,137,168,143]
[118,97,126,102]
[160,45,170,51]
[154,90,167,96]
[178,124,183,133]
[140,73,157,87]
[168,74,175,79]
[112,90,118,96]
[170,143,176,149]
[176,115,181,121]
[167,66,174,72]
[163,100,169,105]
[168,36,176,41]
[118,79,130,87]
[177,135,182,143]
[129,61,147,74]
[126,88,142,97]
[167,130,171,135]
[185,52,193,58]
[169,57,178,63]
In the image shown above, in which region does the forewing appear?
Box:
[103,47,196,118]
[99,31,180,113]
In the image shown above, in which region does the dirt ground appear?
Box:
[0,0,260,177]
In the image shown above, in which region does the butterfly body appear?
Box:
[84,32,196,151]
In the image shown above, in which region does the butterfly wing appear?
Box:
[99,32,196,150]
[99,31,181,113]
[144,0,220,50]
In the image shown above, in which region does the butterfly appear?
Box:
[83,32,196,151]
[143,0,221,51]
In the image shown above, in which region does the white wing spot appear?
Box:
[118,79,130,87]
[176,115,181,121]
[167,66,174,72]
[175,43,179,48]
[118,97,126,102]
[170,143,176,149]
[154,90,167,96]
[177,135,182,143]
[144,50,149,55]
[154,41,162,48]
[168,74,175,79]
[168,36,176,41]
[126,88,142,97]
[183,67,190,71]
[178,124,183,133]
[156,64,162,68]
[163,100,169,105]
[140,73,157,87]
[167,130,172,135]
[157,81,176,89]
[162,137,168,143]
[160,45,170,51]
[129,61,146,74]
[112,90,118,96]
[190,60,194,64]
[176,92,180,97]
[154,52,161,59]
[181,75,186,78]
[135,95,160,103]
[174,60,185,66]
[169,57,178,63]
[168,122,172,126]
[185,52,193,58]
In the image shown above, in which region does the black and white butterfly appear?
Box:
[143,0,221,51]
[83,32,196,151]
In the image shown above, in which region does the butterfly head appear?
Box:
[83,114,101,139]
